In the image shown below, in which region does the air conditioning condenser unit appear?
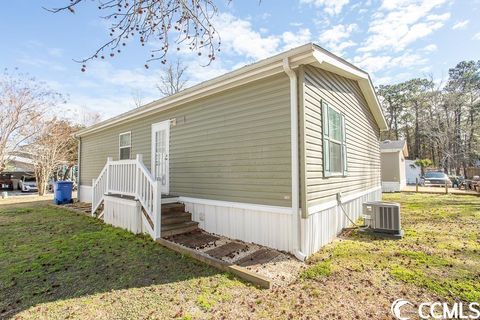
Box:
[360,201,404,238]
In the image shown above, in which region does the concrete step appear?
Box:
[162,211,192,225]
[161,203,185,214]
[161,221,199,237]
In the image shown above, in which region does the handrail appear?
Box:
[91,154,162,239]
[91,159,110,215]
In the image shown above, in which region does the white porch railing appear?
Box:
[91,154,162,240]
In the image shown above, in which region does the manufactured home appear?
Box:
[380,140,408,192]
[75,43,387,259]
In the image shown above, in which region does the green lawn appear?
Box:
[1,193,479,319]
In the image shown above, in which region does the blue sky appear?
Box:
[1,0,479,121]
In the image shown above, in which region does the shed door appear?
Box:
[151,121,170,194]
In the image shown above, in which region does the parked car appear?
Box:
[460,175,480,192]
[0,173,14,190]
[449,175,464,188]
[421,171,453,187]
[18,176,38,192]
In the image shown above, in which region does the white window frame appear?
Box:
[118,131,132,160]
[322,101,348,177]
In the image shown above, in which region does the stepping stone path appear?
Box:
[165,229,284,269]
[166,230,219,249]
[236,248,281,267]
[206,242,249,259]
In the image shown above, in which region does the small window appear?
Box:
[322,101,347,177]
[119,132,131,160]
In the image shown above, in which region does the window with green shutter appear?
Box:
[322,101,348,177]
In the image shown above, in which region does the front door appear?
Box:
[151,121,170,194]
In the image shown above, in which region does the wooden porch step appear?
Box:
[162,211,192,225]
[161,203,185,214]
[161,221,199,237]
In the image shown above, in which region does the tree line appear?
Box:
[377,60,480,176]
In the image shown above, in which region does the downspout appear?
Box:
[76,136,81,201]
[283,57,306,261]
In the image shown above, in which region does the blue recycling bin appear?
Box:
[54,181,74,205]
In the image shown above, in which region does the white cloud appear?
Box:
[452,20,469,30]
[423,44,438,52]
[474,33,480,40]
[426,13,450,22]
[318,24,357,55]
[213,13,280,61]
[319,24,357,43]
[358,0,450,52]
[211,13,314,60]
[282,28,312,50]
[353,52,427,73]
[374,75,393,85]
[184,60,230,84]
[86,61,161,93]
[64,94,141,120]
[391,52,428,67]
[299,0,349,15]
[353,54,393,73]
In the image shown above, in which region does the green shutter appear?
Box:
[341,114,348,176]
[322,101,331,177]
[322,101,329,137]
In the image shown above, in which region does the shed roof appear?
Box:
[380,140,408,157]
[75,43,388,137]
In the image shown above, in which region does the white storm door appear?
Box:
[151,121,170,194]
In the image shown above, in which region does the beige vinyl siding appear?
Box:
[399,152,406,182]
[80,73,292,206]
[301,65,381,209]
[381,151,403,182]
[381,152,400,181]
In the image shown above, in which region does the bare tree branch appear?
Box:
[46,0,222,70]
[156,59,188,96]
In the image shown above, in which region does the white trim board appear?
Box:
[380,149,402,153]
[77,187,294,215]
[178,196,293,215]
[307,186,382,215]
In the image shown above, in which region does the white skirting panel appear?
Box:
[79,185,92,203]
[302,187,382,257]
[382,181,401,192]
[182,200,297,253]
[103,196,144,234]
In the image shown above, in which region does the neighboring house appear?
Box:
[405,159,421,185]
[5,153,35,173]
[3,151,35,190]
[380,140,408,192]
[75,43,387,259]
